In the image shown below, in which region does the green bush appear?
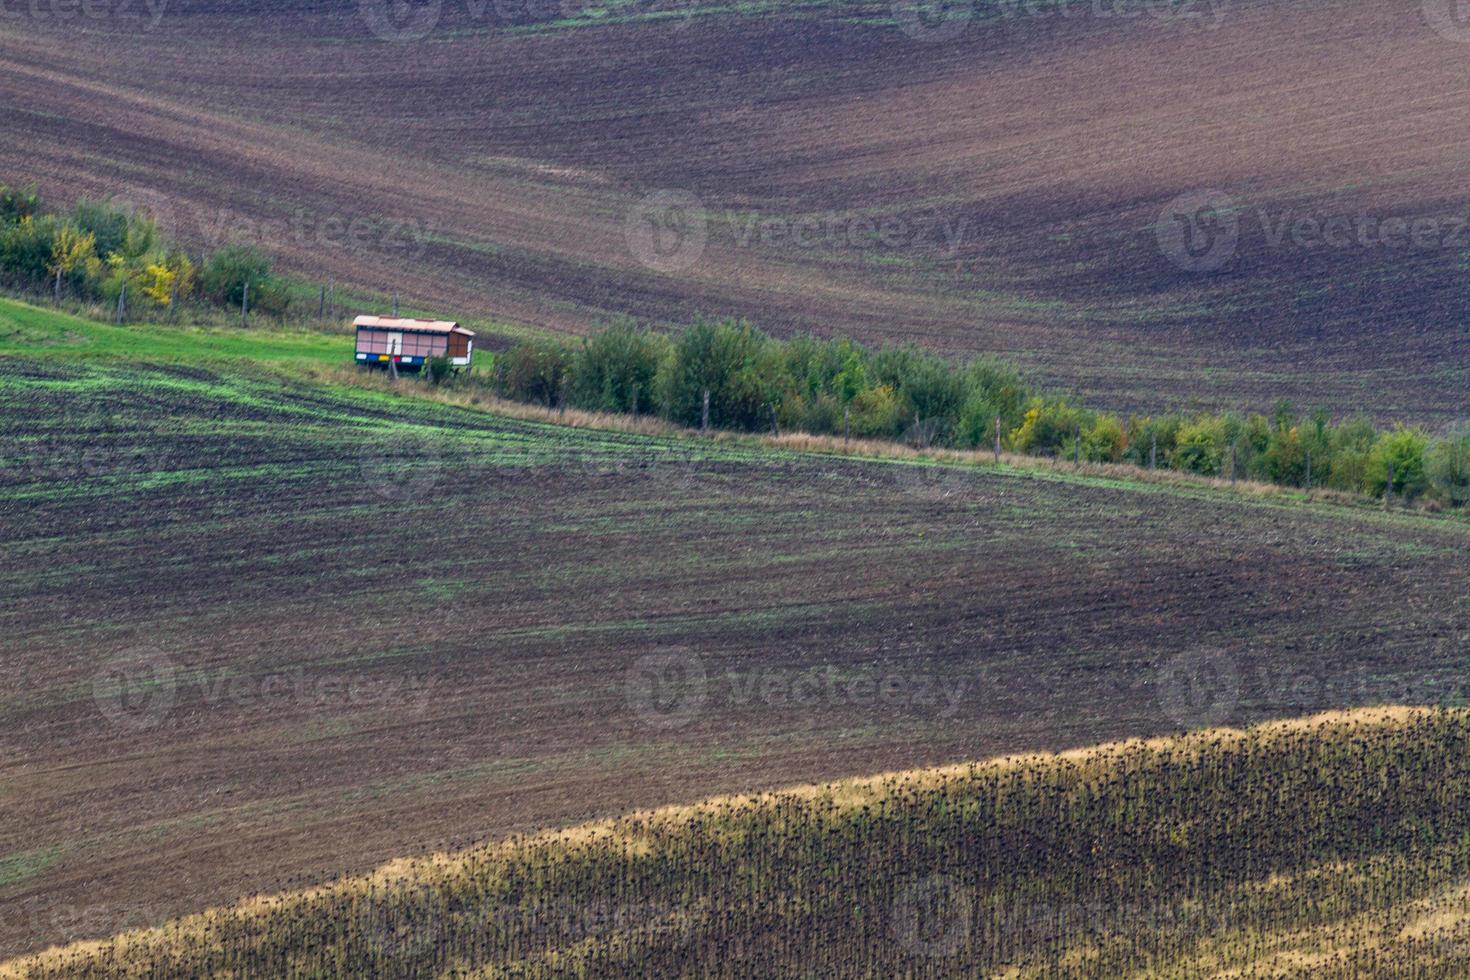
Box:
[501,340,571,407]
[0,215,61,284]
[1124,416,1182,469]
[1172,416,1229,475]
[426,355,453,386]
[655,318,780,430]
[73,197,133,260]
[1426,430,1470,506]
[1367,426,1430,499]
[0,184,40,225]
[847,383,904,438]
[1011,398,1089,457]
[1082,414,1128,463]
[870,345,967,439]
[199,244,273,308]
[954,359,1030,449]
[568,320,668,414]
[1324,418,1379,493]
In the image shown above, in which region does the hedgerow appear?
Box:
[493,319,1468,507]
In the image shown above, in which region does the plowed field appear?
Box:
[2,354,1468,958]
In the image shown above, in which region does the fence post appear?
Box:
[115,282,126,324]
[1150,433,1158,471]
[1229,443,1237,485]
[54,268,61,306]
[1305,450,1312,490]
[1386,460,1395,509]
[702,389,710,436]
[770,404,779,437]
[844,406,850,446]
[630,383,638,417]
[241,280,248,325]
[1074,424,1081,467]
[318,284,326,320]
[994,417,1002,464]
[169,277,179,322]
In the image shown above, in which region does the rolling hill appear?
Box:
[3,0,1468,418]
[2,298,1469,959]
[8,708,1470,978]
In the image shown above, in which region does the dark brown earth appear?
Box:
[1,360,1467,958]
[2,0,1469,418]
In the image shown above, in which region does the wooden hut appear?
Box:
[354,316,474,370]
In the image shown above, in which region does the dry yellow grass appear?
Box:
[5,706,1457,979]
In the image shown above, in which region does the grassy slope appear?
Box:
[0,299,347,366]
[8,707,1470,978]
[3,295,1470,959]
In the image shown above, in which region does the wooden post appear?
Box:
[1074,424,1081,467]
[1305,450,1312,490]
[630,382,639,417]
[844,406,851,446]
[1386,459,1395,508]
[169,277,179,323]
[389,355,398,382]
[701,389,710,436]
[1229,444,1237,485]
[1150,433,1158,471]
[328,277,335,319]
[115,282,126,324]
[241,280,248,325]
[994,417,1002,464]
[318,284,326,319]
[53,268,61,305]
[770,404,779,437]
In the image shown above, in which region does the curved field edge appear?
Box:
[4,293,1462,526]
[9,707,1470,978]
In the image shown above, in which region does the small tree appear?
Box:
[1366,426,1429,499]
[501,340,571,407]
[426,355,454,386]
[73,197,132,259]
[1172,415,1229,475]
[48,225,97,300]
[0,185,40,225]
[199,244,272,307]
[568,320,668,414]
[655,318,780,430]
[1426,430,1470,506]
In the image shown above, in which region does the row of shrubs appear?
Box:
[7,186,1464,506]
[0,185,289,316]
[494,318,1470,505]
